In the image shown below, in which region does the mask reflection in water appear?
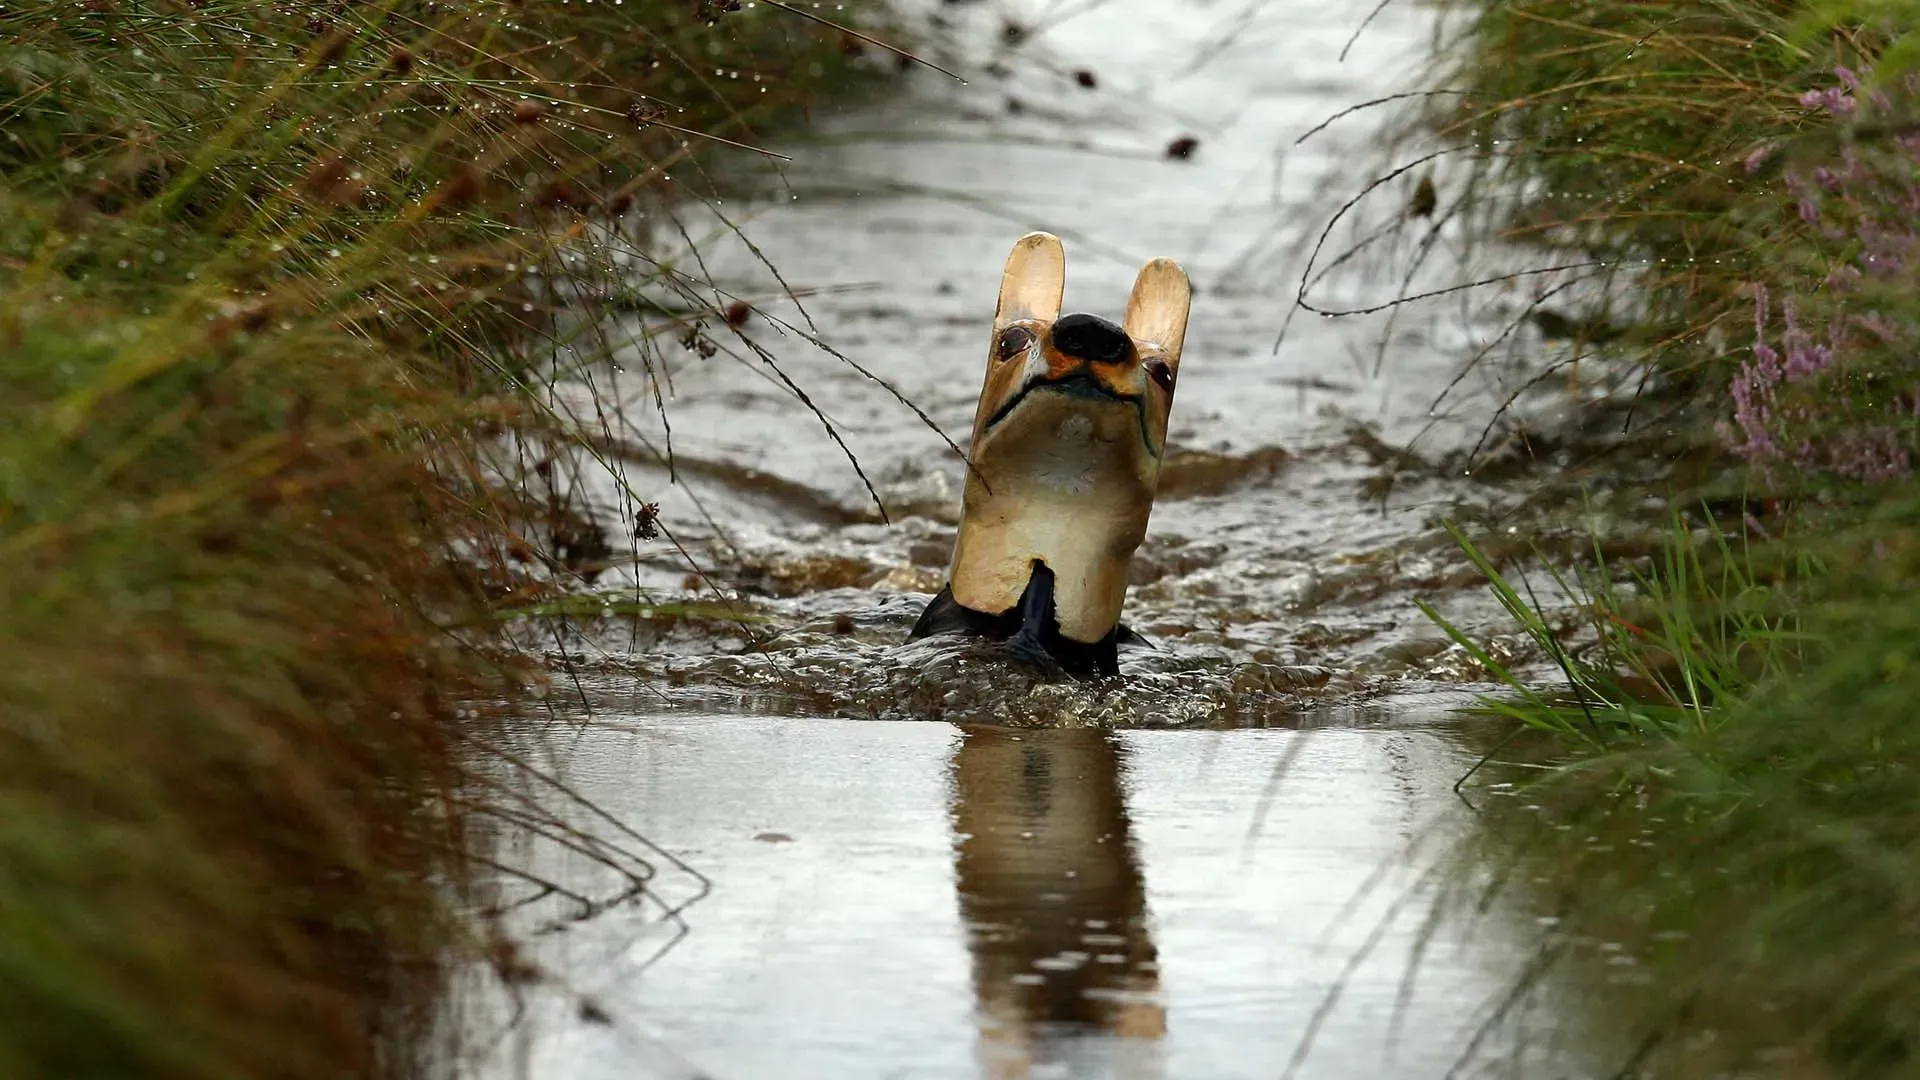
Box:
[948,726,1165,1079]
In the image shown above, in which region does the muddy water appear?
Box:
[454,710,1601,1080]
[528,0,1557,721]
[456,0,1605,1075]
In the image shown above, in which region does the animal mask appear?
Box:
[943,231,1191,648]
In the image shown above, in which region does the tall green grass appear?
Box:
[1403,1,1920,1074]
[1418,508,1810,751]
[1422,1,1838,380]
[1431,499,1920,1076]
[0,4,896,1077]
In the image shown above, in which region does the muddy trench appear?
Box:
[448,1,1627,1076]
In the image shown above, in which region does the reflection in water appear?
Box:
[451,715,1604,1080]
[951,726,1164,1079]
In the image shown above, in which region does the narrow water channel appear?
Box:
[529,0,1550,711]
[454,0,1604,1074]
[456,710,1595,1079]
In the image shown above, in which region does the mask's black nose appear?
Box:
[1050,313,1135,365]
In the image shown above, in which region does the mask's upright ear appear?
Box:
[1122,256,1192,372]
[995,231,1066,331]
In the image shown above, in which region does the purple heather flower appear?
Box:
[1728,374,1775,459]
[1783,339,1832,381]
[1785,171,1822,222]
[1720,64,1920,488]
[1832,427,1911,482]
[1797,84,1858,117]
[1852,312,1902,345]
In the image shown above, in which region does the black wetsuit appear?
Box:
[907,559,1142,678]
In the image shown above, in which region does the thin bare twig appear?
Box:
[758,0,966,83]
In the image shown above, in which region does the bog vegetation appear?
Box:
[0,3,894,1077]
[1411,1,1920,1074]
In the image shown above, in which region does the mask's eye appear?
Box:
[1145,357,1175,391]
[995,325,1034,362]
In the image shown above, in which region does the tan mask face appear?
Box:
[947,232,1191,645]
